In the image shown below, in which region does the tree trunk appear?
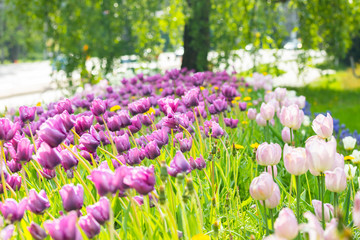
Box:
[181,0,210,72]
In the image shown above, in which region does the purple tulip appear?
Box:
[7,159,22,173]
[86,197,110,225]
[19,106,37,122]
[88,168,117,196]
[28,222,47,240]
[192,72,205,86]
[239,102,247,111]
[212,98,227,113]
[128,116,142,134]
[15,138,33,162]
[44,211,82,240]
[150,128,169,148]
[189,155,206,170]
[55,99,74,114]
[144,141,161,159]
[221,84,237,101]
[75,115,94,134]
[0,225,15,240]
[128,98,151,115]
[59,184,84,212]
[59,111,76,132]
[35,142,62,170]
[79,215,101,239]
[224,118,239,128]
[0,118,19,142]
[41,168,56,179]
[90,98,107,116]
[60,149,79,170]
[123,165,155,195]
[38,116,68,148]
[0,198,28,223]
[79,127,100,153]
[139,113,155,127]
[127,148,145,165]
[167,151,191,177]
[114,134,131,153]
[28,189,50,214]
[6,173,21,191]
[179,137,192,152]
[107,111,132,131]
[158,97,179,115]
[182,88,200,108]
[204,121,225,138]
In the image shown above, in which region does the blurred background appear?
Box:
[1,0,360,130]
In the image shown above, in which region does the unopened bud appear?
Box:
[176,173,185,185]
[159,185,166,205]
[160,161,168,182]
[212,196,216,207]
[186,178,194,195]
[213,220,220,236]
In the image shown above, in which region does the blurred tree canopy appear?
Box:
[2,0,360,75]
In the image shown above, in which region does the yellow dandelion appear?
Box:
[83,44,89,51]
[248,102,253,106]
[234,144,245,150]
[145,107,156,115]
[36,102,42,107]
[131,96,136,100]
[234,96,241,101]
[191,234,210,240]
[243,96,251,101]
[251,142,259,149]
[266,90,272,93]
[256,32,261,38]
[110,105,121,112]
[345,156,355,161]
[240,88,245,92]
[214,86,219,90]
[159,88,163,92]
[231,100,238,105]
[200,86,205,91]
[263,72,268,76]
[250,73,253,77]
[242,121,248,125]
[247,89,252,93]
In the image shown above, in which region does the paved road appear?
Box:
[0,50,328,111]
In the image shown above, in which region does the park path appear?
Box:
[0,50,328,111]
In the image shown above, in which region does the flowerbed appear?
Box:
[0,69,359,239]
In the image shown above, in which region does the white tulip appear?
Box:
[351,150,360,164]
[344,164,357,180]
[343,136,357,150]
[303,115,311,127]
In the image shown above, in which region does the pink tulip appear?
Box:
[324,219,340,240]
[266,165,277,178]
[274,87,287,101]
[283,144,308,176]
[306,136,337,173]
[279,104,302,129]
[274,208,298,239]
[324,167,347,193]
[312,200,334,222]
[312,113,333,139]
[261,184,280,209]
[301,212,324,239]
[256,142,282,166]
[260,102,275,121]
[249,172,275,200]
[255,113,267,127]
[354,192,360,229]
[247,108,257,120]
[281,127,291,144]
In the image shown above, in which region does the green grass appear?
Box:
[293,87,360,131]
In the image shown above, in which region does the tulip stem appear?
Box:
[263,204,269,235]
[193,108,203,156]
[17,222,25,240]
[101,115,117,156]
[296,175,301,223]
[27,122,37,153]
[127,127,138,148]
[320,173,325,229]
[61,143,92,174]
[344,182,351,225]
[334,192,338,217]
[107,194,115,240]
[98,147,123,166]
[74,170,96,203]
[305,172,312,203]
[290,128,294,146]
[0,141,8,199]
[269,208,274,230]
[21,167,29,196]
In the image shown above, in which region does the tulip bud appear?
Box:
[343,136,357,151]
[274,208,298,239]
[281,127,291,144]
[261,184,280,209]
[312,200,334,222]
[249,172,276,200]
[256,142,282,166]
[90,98,107,116]
[44,211,82,240]
[255,113,267,127]
[306,136,336,174]
[86,197,110,225]
[247,108,257,120]
[79,214,101,239]
[28,189,50,214]
[59,184,84,212]
[344,164,357,180]
[186,178,194,195]
[28,222,47,240]
[325,167,347,193]
[159,185,166,205]
[312,113,333,139]
[260,102,275,121]
[279,104,303,130]
[160,161,168,182]
[283,144,308,176]
[0,198,28,223]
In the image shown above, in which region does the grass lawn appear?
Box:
[293,87,360,132]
